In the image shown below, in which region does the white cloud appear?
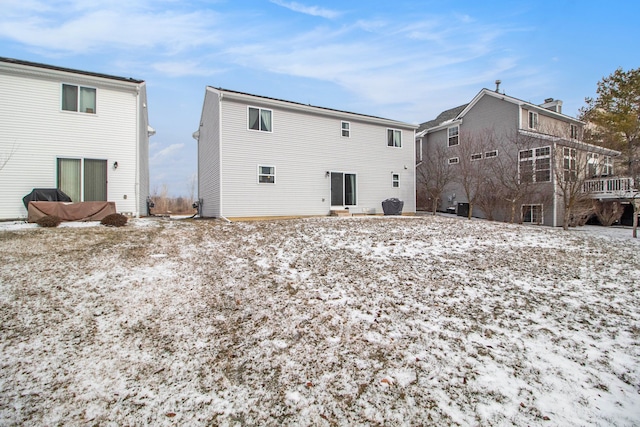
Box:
[0,5,221,55]
[151,143,184,163]
[269,0,342,19]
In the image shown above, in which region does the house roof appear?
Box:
[208,86,418,129]
[0,57,144,84]
[417,88,584,137]
[417,103,468,133]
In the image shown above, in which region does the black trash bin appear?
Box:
[382,198,404,215]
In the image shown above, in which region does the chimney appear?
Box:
[540,98,563,114]
[495,80,501,93]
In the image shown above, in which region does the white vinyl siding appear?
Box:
[211,91,416,218]
[0,65,147,219]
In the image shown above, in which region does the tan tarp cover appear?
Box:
[27,201,117,223]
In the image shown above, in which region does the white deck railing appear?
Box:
[582,177,635,195]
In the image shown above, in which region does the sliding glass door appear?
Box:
[57,158,107,202]
[330,172,356,207]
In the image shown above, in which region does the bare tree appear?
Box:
[455,130,493,220]
[592,200,624,226]
[555,146,595,230]
[416,144,455,215]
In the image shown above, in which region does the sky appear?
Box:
[1,0,638,197]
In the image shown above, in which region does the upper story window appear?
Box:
[519,146,550,183]
[570,124,579,139]
[387,129,402,147]
[258,165,275,183]
[392,174,399,187]
[471,153,483,161]
[448,157,459,165]
[248,107,272,132]
[528,111,538,129]
[341,121,350,137]
[62,84,96,114]
[416,139,423,162]
[485,150,498,158]
[587,153,599,177]
[563,147,577,181]
[448,125,459,146]
[602,156,613,176]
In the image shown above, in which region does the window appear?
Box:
[570,124,579,139]
[522,204,543,224]
[392,174,399,188]
[602,156,613,176]
[563,147,577,181]
[528,111,538,129]
[341,121,350,137]
[330,172,356,206]
[416,139,423,162]
[387,129,402,147]
[258,165,275,183]
[485,150,498,158]
[62,84,96,114]
[471,153,483,161]
[519,146,550,183]
[248,107,272,132]
[588,153,599,177]
[57,158,107,202]
[448,157,459,165]
[448,125,459,146]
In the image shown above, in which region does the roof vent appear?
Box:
[544,97,554,103]
[495,80,502,93]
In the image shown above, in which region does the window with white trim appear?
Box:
[570,124,578,139]
[519,146,550,183]
[448,157,459,165]
[62,84,96,114]
[528,111,538,129]
[587,153,599,177]
[387,129,402,147]
[522,204,543,224]
[448,125,459,146]
[485,150,498,158]
[392,174,399,188]
[341,121,350,137]
[258,165,275,183]
[602,156,613,176]
[248,107,272,132]
[563,147,577,181]
[471,153,482,161]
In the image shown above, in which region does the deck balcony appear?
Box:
[582,177,637,199]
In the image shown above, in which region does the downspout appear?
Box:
[135,85,140,218]
[552,139,557,227]
[218,91,230,222]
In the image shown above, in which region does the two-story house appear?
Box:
[416,87,628,226]
[0,57,153,220]
[193,87,417,220]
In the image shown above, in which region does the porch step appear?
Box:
[330,210,352,217]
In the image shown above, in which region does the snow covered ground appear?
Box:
[1,215,639,426]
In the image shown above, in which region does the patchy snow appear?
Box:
[1,215,639,426]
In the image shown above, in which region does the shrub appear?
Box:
[101,213,128,227]
[36,215,62,228]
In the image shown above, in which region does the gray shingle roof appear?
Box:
[417,103,468,133]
